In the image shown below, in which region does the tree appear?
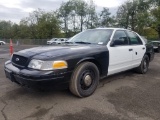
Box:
[99,7,111,27]
[86,0,98,29]
[150,0,160,6]
[58,0,97,36]
[19,9,61,39]
[37,12,61,38]
[136,11,150,34]
[116,1,131,29]
[0,20,13,39]
[151,6,160,39]
[116,0,150,31]
[58,1,73,36]
[74,0,88,31]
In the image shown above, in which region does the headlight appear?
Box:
[28,59,44,70]
[28,59,68,70]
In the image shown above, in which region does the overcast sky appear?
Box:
[0,0,127,23]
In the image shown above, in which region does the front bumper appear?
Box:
[4,61,72,89]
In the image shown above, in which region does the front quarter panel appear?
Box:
[65,45,109,77]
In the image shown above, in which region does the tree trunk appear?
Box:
[64,17,68,37]
[73,16,76,34]
[125,15,129,29]
[158,32,160,40]
[80,16,83,31]
[131,15,134,31]
[158,25,160,40]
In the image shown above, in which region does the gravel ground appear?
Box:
[0,45,160,120]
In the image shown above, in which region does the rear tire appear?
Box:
[69,62,99,97]
[135,55,149,74]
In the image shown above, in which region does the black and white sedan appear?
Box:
[4,28,154,97]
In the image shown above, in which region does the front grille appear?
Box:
[12,54,28,67]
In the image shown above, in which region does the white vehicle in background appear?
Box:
[47,38,68,45]
[51,38,68,45]
[0,41,6,45]
[59,38,68,44]
[47,38,57,45]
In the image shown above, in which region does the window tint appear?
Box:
[112,30,129,46]
[127,31,142,45]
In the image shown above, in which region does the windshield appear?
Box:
[152,42,160,46]
[69,29,113,44]
[56,39,61,41]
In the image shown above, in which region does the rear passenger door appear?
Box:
[108,30,133,75]
[127,31,146,67]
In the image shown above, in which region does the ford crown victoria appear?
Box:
[4,28,154,97]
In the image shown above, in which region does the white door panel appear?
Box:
[132,45,146,67]
[106,29,146,76]
[107,30,134,75]
[108,45,133,75]
[126,31,146,68]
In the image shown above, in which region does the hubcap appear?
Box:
[80,70,95,90]
[84,75,92,87]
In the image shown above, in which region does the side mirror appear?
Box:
[111,39,125,47]
[110,41,115,47]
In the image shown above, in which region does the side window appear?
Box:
[112,30,129,46]
[127,31,142,45]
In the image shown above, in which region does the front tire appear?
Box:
[135,55,149,74]
[69,62,99,97]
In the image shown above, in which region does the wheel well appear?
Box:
[146,53,151,61]
[77,59,102,76]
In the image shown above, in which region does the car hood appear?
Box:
[15,44,105,60]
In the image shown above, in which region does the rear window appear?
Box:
[127,31,142,45]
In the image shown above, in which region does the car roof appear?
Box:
[96,27,128,31]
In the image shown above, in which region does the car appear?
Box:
[140,36,155,56]
[47,38,58,45]
[150,41,160,53]
[4,28,154,97]
[52,38,67,45]
[0,40,6,45]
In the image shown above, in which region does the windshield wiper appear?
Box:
[75,41,91,44]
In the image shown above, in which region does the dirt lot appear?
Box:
[0,45,160,120]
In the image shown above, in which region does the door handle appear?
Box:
[142,47,145,50]
[129,49,133,51]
